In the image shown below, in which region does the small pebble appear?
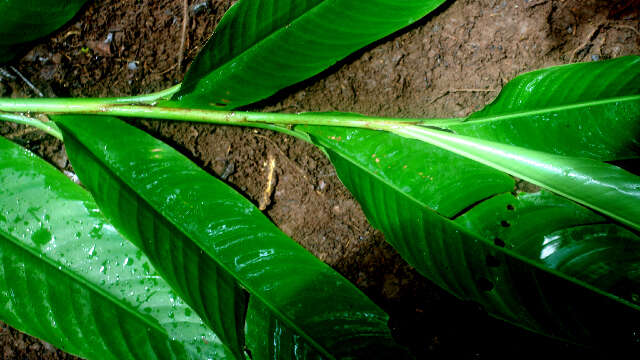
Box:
[190,2,208,15]
[127,61,138,71]
[220,162,235,180]
[591,54,600,62]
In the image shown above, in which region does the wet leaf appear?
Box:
[441,56,640,161]
[300,58,640,346]
[0,136,231,359]
[393,124,640,231]
[56,115,406,359]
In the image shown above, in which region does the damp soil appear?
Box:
[1,0,639,359]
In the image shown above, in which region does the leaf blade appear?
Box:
[0,136,231,359]
[177,0,446,108]
[57,116,249,359]
[442,56,640,160]
[394,125,640,231]
[56,115,404,359]
[300,114,640,346]
[0,0,88,62]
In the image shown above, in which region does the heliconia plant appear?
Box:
[1,0,639,358]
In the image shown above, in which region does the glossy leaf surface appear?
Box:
[0,137,230,359]
[304,126,640,346]
[435,56,640,161]
[0,0,88,62]
[176,0,446,108]
[299,59,640,345]
[394,125,640,231]
[456,192,640,294]
[56,115,403,359]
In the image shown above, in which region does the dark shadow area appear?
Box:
[610,158,640,176]
[336,232,617,360]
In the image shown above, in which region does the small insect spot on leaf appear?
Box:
[500,220,511,227]
[506,204,515,211]
[494,237,505,247]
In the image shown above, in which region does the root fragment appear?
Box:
[259,155,277,211]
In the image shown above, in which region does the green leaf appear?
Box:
[56,115,405,359]
[58,116,249,359]
[393,125,640,231]
[298,59,640,344]
[303,126,640,346]
[0,136,231,359]
[433,56,640,161]
[455,192,640,292]
[302,122,516,218]
[176,0,446,108]
[0,0,88,62]
[245,299,324,360]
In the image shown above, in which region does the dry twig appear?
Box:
[569,23,604,62]
[10,66,43,97]
[609,23,640,37]
[253,133,309,178]
[526,0,549,9]
[177,0,189,74]
[429,87,497,104]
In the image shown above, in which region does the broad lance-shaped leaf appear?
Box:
[427,56,640,161]
[302,125,640,346]
[0,136,231,359]
[0,0,88,62]
[59,116,250,359]
[55,115,407,359]
[176,0,446,108]
[393,125,640,231]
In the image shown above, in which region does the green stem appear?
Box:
[113,84,182,103]
[0,112,63,140]
[0,97,456,130]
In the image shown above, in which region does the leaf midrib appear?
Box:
[435,94,640,127]
[397,126,640,231]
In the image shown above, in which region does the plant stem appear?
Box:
[0,97,457,132]
[0,112,63,140]
[114,84,181,103]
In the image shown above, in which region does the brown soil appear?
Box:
[1,0,639,359]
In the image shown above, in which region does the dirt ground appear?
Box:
[1,0,639,358]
